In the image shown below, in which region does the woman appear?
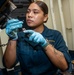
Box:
[3,1,72,75]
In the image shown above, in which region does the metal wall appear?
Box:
[39,0,74,50]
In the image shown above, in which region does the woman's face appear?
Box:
[26,3,48,28]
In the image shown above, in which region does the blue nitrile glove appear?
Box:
[6,19,23,40]
[23,30,49,48]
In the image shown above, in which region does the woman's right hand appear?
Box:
[6,19,23,40]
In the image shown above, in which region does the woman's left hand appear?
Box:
[23,30,48,48]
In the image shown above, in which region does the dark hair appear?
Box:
[34,1,48,15]
[33,1,48,23]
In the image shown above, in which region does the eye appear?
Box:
[34,11,39,14]
[26,10,30,13]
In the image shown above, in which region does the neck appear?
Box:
[33,25,44,33]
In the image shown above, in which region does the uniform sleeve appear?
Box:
[54,31,72,72]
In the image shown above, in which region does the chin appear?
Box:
[27,25,36,29]
[27,24,35,27]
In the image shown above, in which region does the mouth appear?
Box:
[27,19,33,23]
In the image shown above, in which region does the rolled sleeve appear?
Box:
[54,31,72,72]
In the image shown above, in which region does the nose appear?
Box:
[27,12,33,18]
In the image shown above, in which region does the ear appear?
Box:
[43,14,48,22]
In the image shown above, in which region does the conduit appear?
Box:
[49,0,57,30]
[69,0,74,49]
[58,0,68,46]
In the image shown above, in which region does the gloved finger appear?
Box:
[6,28,15,35]
[6,21,23,33]
[8,21,23,29]
[8,31,16,36]
[6,27,21,34]
[6,21,23,28]
[7,19,19,24]
[33,35,40,43]
[23,30,34,34]
[6,19,23,30]
[29,32,36,41]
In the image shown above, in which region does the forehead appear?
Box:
[28,3,41,11]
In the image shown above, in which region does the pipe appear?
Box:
[58,0,68,46]
[49,0,57,30]
[69,0,74,49]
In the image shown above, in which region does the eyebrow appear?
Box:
[27,8,40,11]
